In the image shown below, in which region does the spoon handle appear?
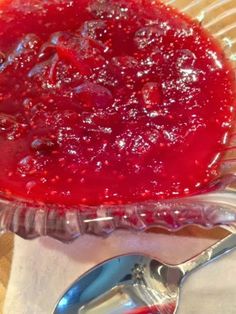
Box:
[179,226,236,276]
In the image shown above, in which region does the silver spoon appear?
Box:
[53,229,236,314]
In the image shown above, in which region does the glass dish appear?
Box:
[0,0,236,242]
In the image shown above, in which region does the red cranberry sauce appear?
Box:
[0,0,234,206]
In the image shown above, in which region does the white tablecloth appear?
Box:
[4,230,236,314]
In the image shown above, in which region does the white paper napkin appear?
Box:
[4,230,236,314]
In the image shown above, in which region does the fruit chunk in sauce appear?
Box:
[0,0,234,206]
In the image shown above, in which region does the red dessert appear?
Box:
[0,0,234,206]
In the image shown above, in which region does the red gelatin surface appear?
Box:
[0,0,234,206]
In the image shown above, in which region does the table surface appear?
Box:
[0,234,13,314]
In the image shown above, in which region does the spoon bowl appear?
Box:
[54,255,182,314]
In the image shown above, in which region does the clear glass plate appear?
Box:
[0,0,236,242]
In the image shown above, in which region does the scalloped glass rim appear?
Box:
[1,0,236,242]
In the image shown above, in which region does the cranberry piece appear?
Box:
[74,82,113,110]
[1,34,41,72]
[134,26,165,50]
[79,19,107,41]
[17,156,38,176]
[110,56,139,85]
[175,49,197,69]
[0,114,26,140]
[88,0,132,20]
[31,138,58,153]
[0,114,18,132]
[51,32,106,75]
[115,125,161,156]
[142,82,162,108]
[0,52,5,65]
[38,44,56,61]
